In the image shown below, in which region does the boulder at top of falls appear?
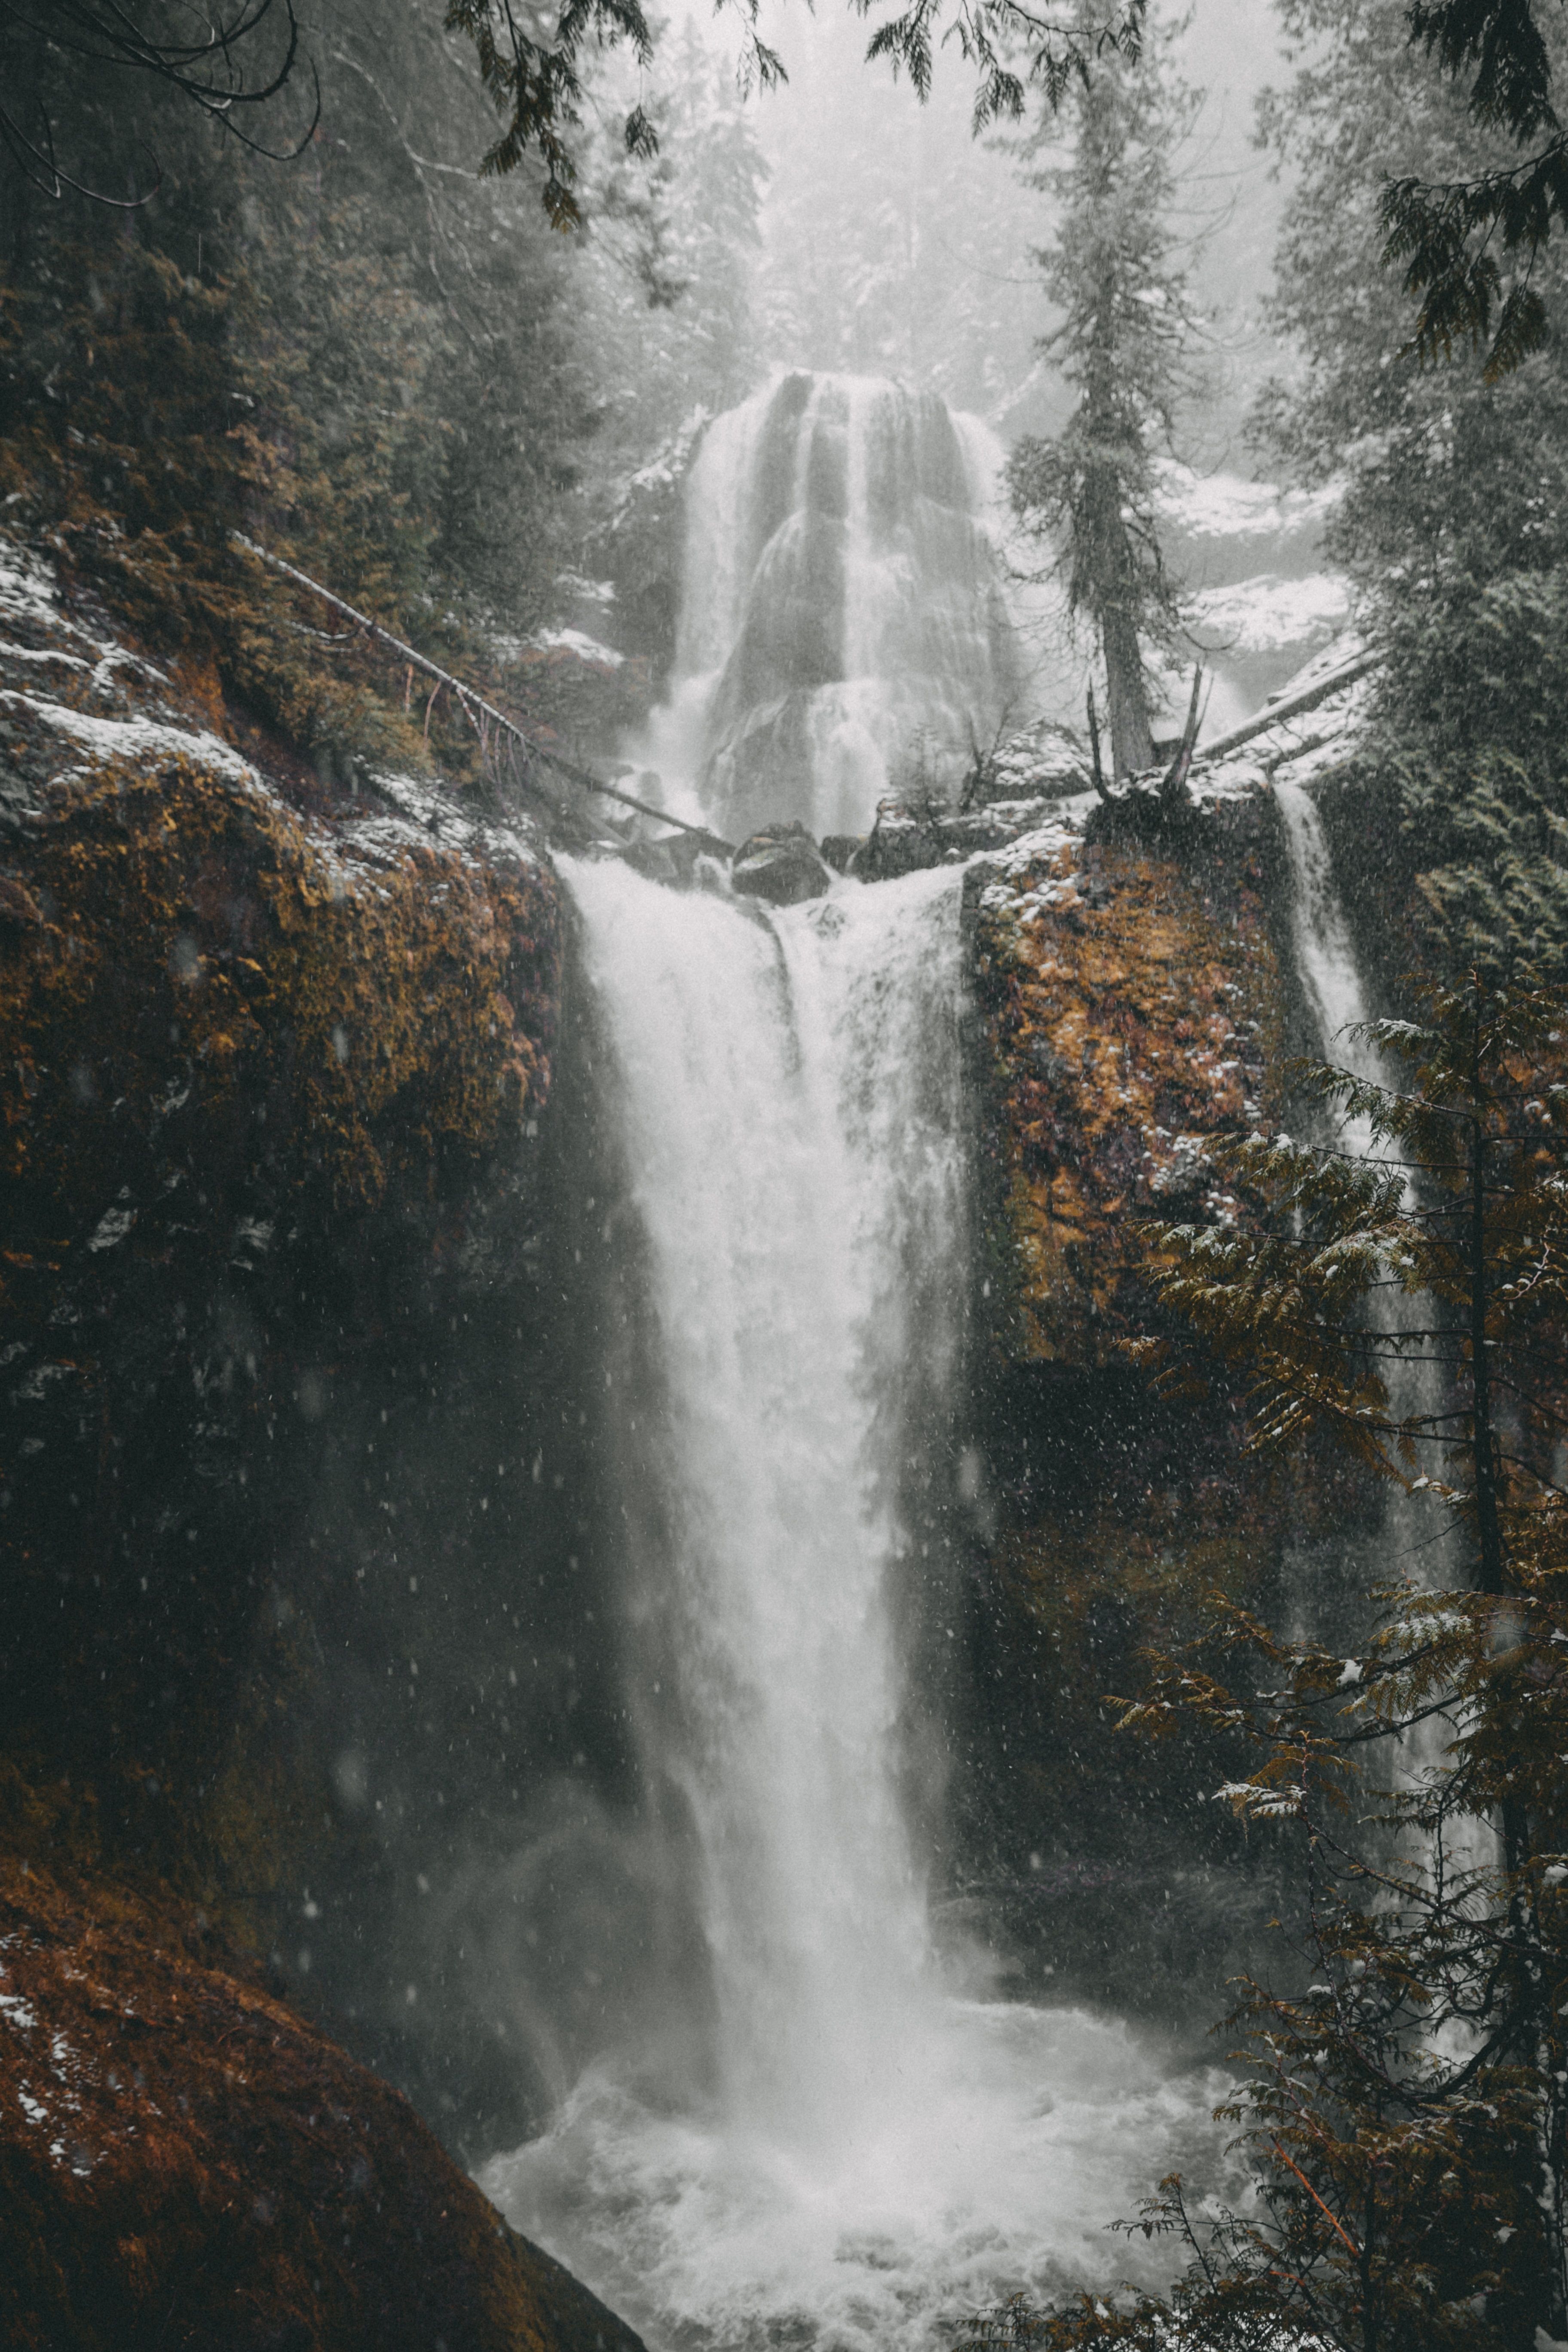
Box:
[731,821,833,906]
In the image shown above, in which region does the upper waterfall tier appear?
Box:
[677,371,1023,841]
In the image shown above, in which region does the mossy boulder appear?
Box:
[0,1849,645,2352]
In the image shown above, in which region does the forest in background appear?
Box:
[0,0,764,789]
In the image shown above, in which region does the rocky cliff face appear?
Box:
[0,534,644,2345]
[1,536,563,1883]
[971,793,1280,1364]
[950,758,1375,2024]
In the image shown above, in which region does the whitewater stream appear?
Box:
[481,854,1222,2352]
[1273,773,1393,1148]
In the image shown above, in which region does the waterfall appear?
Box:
[1274,772,1438,1468]
[1274,775,1385,1136]
[570,852,964,2141]
[481,858,1220,2352]
[1273,777,1476,1847]
[639,372,1023,845]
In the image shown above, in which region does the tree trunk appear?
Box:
[1467,1098,1504,1601]
[1078,456,1156,776]
[1101,600,1155,777]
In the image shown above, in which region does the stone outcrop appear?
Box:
[730,819,833,906]
[0,1844,646,2352]
[0,535,651,2312]
[0,542,566,1920]
[953,727,1384,2025]
[0,540,560,1229]
[970,798,1281,1364]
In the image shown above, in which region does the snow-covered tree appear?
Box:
[1004,14,1200,777]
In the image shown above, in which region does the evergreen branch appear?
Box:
[446,0,1138,213]
[0,0,318,191]
[1407,0,1559,144]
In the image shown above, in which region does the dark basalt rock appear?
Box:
[854,796,1083,882]
[730,820,833,906]
[819,834,866,876]
[0,542,595,2159]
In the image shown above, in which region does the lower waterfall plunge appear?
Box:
[482,858,1222,2352]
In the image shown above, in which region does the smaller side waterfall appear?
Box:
[647,372,1023,844]
[1274,776,1474,1828]
[1274,775,1384,1147]
[1274,771,1437,1433]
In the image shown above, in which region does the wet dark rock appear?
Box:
[854,796,1085,882]
[622,837,681,885]
[820,833,866,876]
[854,801,952,882]
[730,820,833,906]
[664,827,737,881]
[0,1848,648,2352]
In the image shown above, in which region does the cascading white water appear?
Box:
[1274,775,1384,1129]
[580,852,960,2142]
[1273,775,1478,1854]
[1274,771,1442,1461]
[637,372,1023,845]
[481,856,1223,2352]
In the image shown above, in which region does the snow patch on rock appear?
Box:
[1157,462,1341,544]
[0,689,256,783]
[1189,571,1351,654]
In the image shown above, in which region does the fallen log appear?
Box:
[233,534,730,849]
[1193,646,1384,769]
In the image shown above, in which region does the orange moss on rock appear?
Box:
[0,1850,645,2352]
[974,829,1281,1365]
[0,542,568,1968]
[2,749,559,1245]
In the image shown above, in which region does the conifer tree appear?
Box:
[0,0,312,201]
[1383,0,1568,378]
[1259,0,1568,983]
[0,0,594,772]
[1003,16,1197,778]
[444,0,1149,217]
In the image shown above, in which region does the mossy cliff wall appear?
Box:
[0,539,654,2344]
[974,813,1279,1363]
[953,793,1374,2021]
